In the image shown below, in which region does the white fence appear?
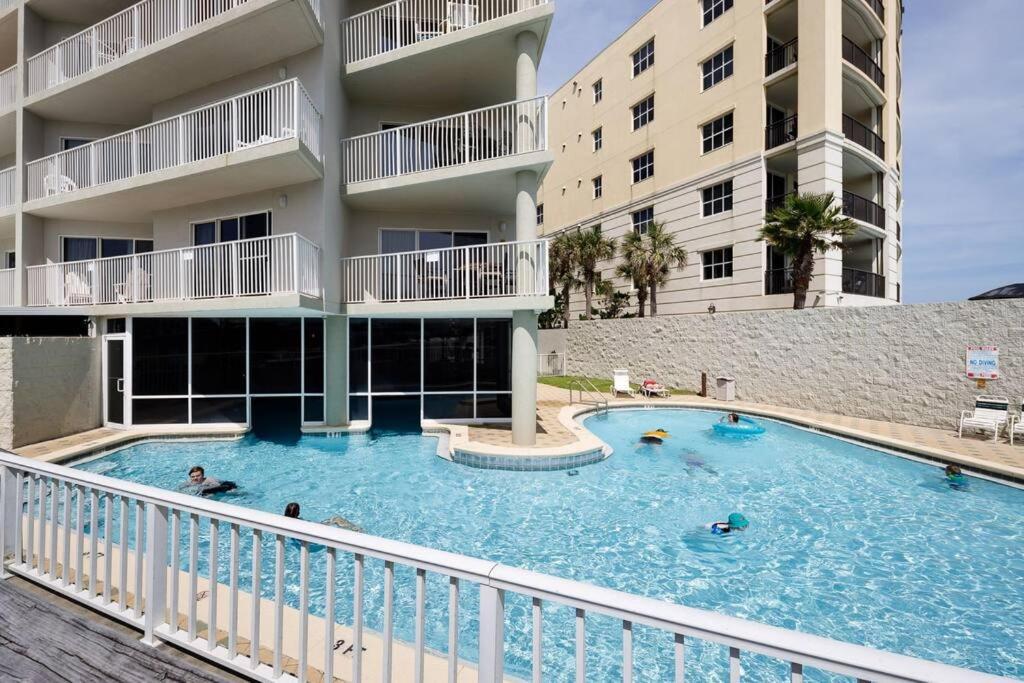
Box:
[0,450,1005,683]
[0,64,16,110]
[26,233,321,307]
[341,96,547,184]
[538,352,564,377]
[341,239,548,304]
[26,79,321,203]
[27,0,324,96]
[0,166,15,208]
[343,0,549,64]
[0,268,14,307]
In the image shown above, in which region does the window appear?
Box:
[701,247,734,280]
[536,204,544,225]
[632,38,655,77]
[592,127,603,152]
[61,236,154,262]
[3,251,14,269]
[592,175,603,199]
[631,150,654,184]
[60,137,94,151]
[631,94,655,131]
[592,79,603,104]
[192,211,271,245]
[701,180,733,216]
[632,207,655,235]
[702,0,733,26]
[702,112,734,153]
[702,45,734,90]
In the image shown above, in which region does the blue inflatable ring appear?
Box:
[712,416,765,437]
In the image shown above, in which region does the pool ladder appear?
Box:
[568,378,609,412]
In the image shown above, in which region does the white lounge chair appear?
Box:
[63,270,93,305]
[1010,398,1024,445]
[959,395,1010,442]
[612,369,635,398]
[43,174,77,196]
[640,377,671,398]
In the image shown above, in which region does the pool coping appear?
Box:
[16,425,249,465]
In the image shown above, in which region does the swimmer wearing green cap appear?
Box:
[710,512,749,535]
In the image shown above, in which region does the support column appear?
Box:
[796,132,846,303]
[515,170,538,243]
[324,315,349,427]
[511,309,538,447]
[515,31,538,100]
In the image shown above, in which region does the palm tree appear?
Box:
[615,230,649,317]
[643,222,687,317]
[760,192,857,310]
[547,231,580,328]
[573,226,616,321]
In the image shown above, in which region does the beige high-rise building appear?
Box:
[538,0,903,316]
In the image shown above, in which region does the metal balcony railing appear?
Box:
[863,0,885,23]
[843,115,885,159]
[764,268,794,295]
[765,38,797,77]
[842,267,886,298]
[843,190,886,229]
[0,65,16,111]
[27,233,321,307]
[26,79,322,203]
[0,166,15,209]
[341,96,548,184]
[341,239,548,304]
[343,0,550,64]
[27,0,323,97]
[765,115,798,150]
[765,191,796,214]
[0,268,13,307]
[842,36,885,90]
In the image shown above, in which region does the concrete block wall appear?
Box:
[565,300,1024,430]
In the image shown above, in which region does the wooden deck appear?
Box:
[0,575,247,683]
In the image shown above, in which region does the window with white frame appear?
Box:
[701,180,733,216]
[701,247,734,280]
[632,94,655,131]
[61,236,154,262]
[631,150,654,184]
[192,211,271,245]
[592,175,603,199]
[593,79,603,103]
[632,206,655,235]
[702,111,734,153]
[702,0,733,26]
[592,127,603,152]
[702,45,734,90]
[537,204,544,225]
[632,38,655,77]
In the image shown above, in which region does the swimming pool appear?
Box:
[74,408,1024,680]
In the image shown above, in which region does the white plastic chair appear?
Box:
[959,395,1010,442]
[43,174,77,196]
[1010,398,1024,445]
[612,369,635,398]
[446,2,479,31]
[63,270,93,305]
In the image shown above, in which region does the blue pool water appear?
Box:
[74,409,1024,680]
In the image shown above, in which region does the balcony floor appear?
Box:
[24,0,323,125]
[24,138,323,222]
[28,292,325,317]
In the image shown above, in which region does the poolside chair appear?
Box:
[640,378,671,399]
[43,173,77,196]
[1011,399,1024,445]
[958,395,1010,442]
[63,270,93,305]
[612,369,635,398]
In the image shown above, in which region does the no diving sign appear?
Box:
[966,346,999,380]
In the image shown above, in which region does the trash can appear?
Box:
[716,376,736,401]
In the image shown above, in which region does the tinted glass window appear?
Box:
[249,319,302,394]
[349,396,369,421]
[191,318,246,395]
[349,319,369,393]
[423,319,473,392]
[371,319,421,393]
[476,394,512,419]
[133,398,189,424]
[191,397,246,424]
[304,396,325,423]
[304,318,324,393]
[476,319,511,391]
[423,394,474,420]
[133,318,188,395]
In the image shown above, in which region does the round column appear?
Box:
[511,309,539,446]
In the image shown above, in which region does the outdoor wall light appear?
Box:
[278,194,288,208]
[708,302,717,315]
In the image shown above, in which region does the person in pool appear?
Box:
[284,502,301,518]
[709,512,749,535]
[282,502,364,533]
[180,466,236,496]
[726,412,741,424]
[944,464,968,489]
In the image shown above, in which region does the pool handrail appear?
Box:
[0,449,1012,683]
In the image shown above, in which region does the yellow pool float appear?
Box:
[641,429,669,444]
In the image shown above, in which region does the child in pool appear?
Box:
[283,502,364,532]
[708,512,749,535]
[944,465,968,489]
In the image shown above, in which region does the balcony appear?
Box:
[341,97,551,212]
[842,267,885,298]
[765,38,797,77]
[765,115,797,150]
[842,36,885,91]
[843,115,885,160]
[343,0,553,107]
[843,190,885,229]
[862,0,884,23]
[24,0,324,124]
[340,239,549,313]
[24,79,323,222]
[764,268,794,296]
[0,64,15,112]
[27,233,321,310]
[765,191,796,214]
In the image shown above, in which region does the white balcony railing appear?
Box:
[26,79,322,203]
[0,0,16,13]
[341,239,548,304]
[0,268,14,307]
[0,166,15,209]
[341,96,547,184]
[27,0,324,96]
[26,233,321,308]
[0,450,1002,683]
[0,65,16,111]
[343,0,550,64]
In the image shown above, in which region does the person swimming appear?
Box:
[179,466,236,496]
[708,512,749,535]
[726,412,741,424]
[944,465,968,489]
[284,502,301,518]
[640,428,669,444]
[282,502,364,533]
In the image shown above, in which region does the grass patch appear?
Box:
[539,375,698,396]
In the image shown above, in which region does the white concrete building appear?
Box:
[0,0,554,445]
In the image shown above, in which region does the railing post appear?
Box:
[292,236,299,295]
[231,241,239,297]
[478,584,504,683]
[464,113,470,163]
[142,502,169,646]
[0,465,15,579]
[395,256,402,303]
[91,27,98,70]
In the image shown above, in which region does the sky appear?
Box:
[537,0,1024,304]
